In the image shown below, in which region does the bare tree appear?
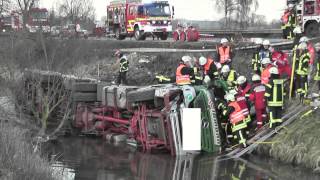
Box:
[14,0,36,28]
[57,0,95,24]
[214,0,258,29]
[0,0,12,14]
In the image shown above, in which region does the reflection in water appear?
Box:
[44,137,320,180]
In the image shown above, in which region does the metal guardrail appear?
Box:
[199,29,283,38]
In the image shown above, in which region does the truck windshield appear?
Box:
[31,11,48,20]
[143,3,171,17]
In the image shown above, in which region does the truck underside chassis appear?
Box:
[22,70,221,156]
[73,84,221,156]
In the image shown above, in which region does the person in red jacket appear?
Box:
[236,76,251,124]
[271,48,292,79]
[261,58,274,84]
[300,36,315,65]
[249,74,267,129]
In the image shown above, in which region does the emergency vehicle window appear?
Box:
[129,6,134,15]
[305,1,315,14]
[137,6,144,15]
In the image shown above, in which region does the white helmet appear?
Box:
[262,40,270,46]
[293,26,302,34]
[299,36,309,43]
[315,43,320,51]
[298,42,307,50]
[288,4,294,9]
[215,62,222,70]
[221,65,230,73]
[236,76,247,85]
[255,38,263,45]
[199,56,207,66]
[221,38,229,44]
[224,93,235,101]
[252,74,261,81]
[182,56,191,63]
[269,67,279,75]
[261,58,271,65]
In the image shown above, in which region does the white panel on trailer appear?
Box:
[182,108,201,151]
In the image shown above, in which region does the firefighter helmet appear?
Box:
[261,58,271,65]
[252,74,261,81]
[315,43,320,51]
[293,26,302,34]
[236,76,247,85]
[224,93,235,102]
[255,38,263,45]
[288,4,294,9]
[114,49,121,57]
[221,38,229,44]
[199,56,207,66]
[182,56,191,63]
[269,67,279,75]
[262,40,270,46]
[299,36,309,43]
[221,65,230,73]
[298,42,307,50]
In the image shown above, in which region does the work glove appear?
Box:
[203,75,211,84]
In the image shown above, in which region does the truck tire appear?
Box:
[160,33,168,40]
[127,88,155,103]
[179,32,186,42]
[72,92,97,102]
[72,83,97,92]
[305,22,319,37]
[134,27,145,41]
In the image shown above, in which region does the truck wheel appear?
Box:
[179,32,186,42]
[173,31,179,41]
[134,27,145,41]
[160,33,168,40]
[115,27,126,40]
[305,22,319,37]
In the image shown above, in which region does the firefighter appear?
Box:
[199,56,219,85]
[252,38,263,75]
[265,67,285,129]
[115,50,129,85]
[281,7,290,39]
[260,40,272,60]
[217,38,233,66]
[236,76,251,124]
[223,93,247,148]
[261,58,274,84]
[175,56,194,85]
[221,65,238,89]
[314,43,320,92]
[192,57,204,85]
[300,36,315,66]
[293,26,303,48]
[249,74,266,129]
[216,98,231,148]
[271,48,292,79]
[282,4,297,40]
[295,42,311,100]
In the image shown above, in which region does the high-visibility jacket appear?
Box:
[227,70,236,83]
[228,102,247,132]
[296,52,310,76]
[314,59,320,81]
[119,56,129,72]
[252,48,262,72]
[281,10,290,25]
[307,43,315,65]
[218,46,231,64]
[265,79,284,107]
[176,64,191,85]
[261,65,273,84]
[204,58,214,74]
[249,83,266,110]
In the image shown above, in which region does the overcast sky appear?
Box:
[41,0,287,22]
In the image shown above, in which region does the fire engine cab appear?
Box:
[288,0,320,36]
[26,8,50,34]
[107,0,173,40]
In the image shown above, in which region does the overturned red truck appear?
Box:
[22,70,222,156]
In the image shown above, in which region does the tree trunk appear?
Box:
[224,0,228,28]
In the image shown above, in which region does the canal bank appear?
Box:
[257,109,320,172]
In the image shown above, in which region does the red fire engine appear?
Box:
[0,11,22,32]
[107,0,173,40]
[287,0,320,36]
[26,8,50,34]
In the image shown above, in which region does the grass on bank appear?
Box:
[0,122,55,180]
[258,110,320,172]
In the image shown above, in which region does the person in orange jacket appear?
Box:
[217,38,233,66]
[261,58,274,84]
[176,56,194,85]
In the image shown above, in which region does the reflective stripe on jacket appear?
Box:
[265,79,284,107]
[176,64,191,85]
[229,101,245,125]
[219,46,231,64]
